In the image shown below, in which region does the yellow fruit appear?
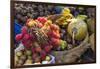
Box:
[15,55,19,65]
[45,20,52,26]
[16,51,23,57]
[45,56,51,61]
[56,8,73,26]
[18,60,24,65]
[15,55,19,62]
[27,19,37,27]
[67,19,87,40]
[62,8,70,15]
[24,59,33,64]
[20,55,26,60]
[26,50,32,56]
[27,56,32,60]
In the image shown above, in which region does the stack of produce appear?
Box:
[14,3,96,66]
[15,16,63,66]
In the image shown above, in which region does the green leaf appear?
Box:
[77,15,87,20]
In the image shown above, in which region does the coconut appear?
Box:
[67,19,88,40]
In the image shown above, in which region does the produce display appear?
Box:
[14,2,96,66]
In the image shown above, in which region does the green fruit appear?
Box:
[26,50,32,56]
[87,18,95,34]
[27,56,32,60]
[60,40,68,50]
[15,55,19,62]
[16,51,23,57]
[15,55,19,65]
[67,19,87,40]
[76,15,87,20]
[45,56,51,61]
[25,59,33,64]
[18,60,24,65]
[20,55,26,60]
[89,33,95,52]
